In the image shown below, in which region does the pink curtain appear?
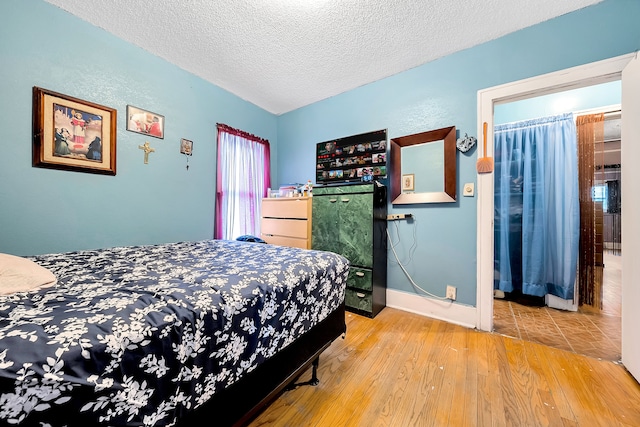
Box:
[215,124,271,240]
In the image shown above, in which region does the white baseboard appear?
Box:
[386,289,477,329]
[545,294,578,311]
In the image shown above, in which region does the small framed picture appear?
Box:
[180,138,193,155]
[402,173,415,191]
[126,105,164,139]
[32,86,117,175]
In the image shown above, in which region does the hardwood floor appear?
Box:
[247,307,640,426]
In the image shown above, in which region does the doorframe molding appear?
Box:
[476,53,635,332]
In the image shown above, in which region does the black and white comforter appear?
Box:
[0,239,349,426]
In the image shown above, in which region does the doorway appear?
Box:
[488,87,622,360]
[476,52,640,383]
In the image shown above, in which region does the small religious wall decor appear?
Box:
[126,105,164,139]
[402,173,415,192]
[138,141,155,164]
[32,86,117,175]
[180,138,193,170]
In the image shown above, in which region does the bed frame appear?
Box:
[177,302,346,426]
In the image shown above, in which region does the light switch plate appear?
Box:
[463,183,475,197]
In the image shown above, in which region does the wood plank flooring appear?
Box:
[247,307,640,427]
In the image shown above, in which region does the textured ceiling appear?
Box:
[44,0,603,115]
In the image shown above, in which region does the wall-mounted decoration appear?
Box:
[126,105,164,139]
[180,138,193,156]
[138,141,155,164]
[456,133,477,152]
[180,138,193,170]
[402,173,415,192]
[32,86,117,175]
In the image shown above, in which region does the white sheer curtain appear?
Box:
[215,124,270,240]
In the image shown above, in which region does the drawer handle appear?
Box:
[355,272,365,277]
[341,198,350,203]
[356,292,366,298]
[329,198,338,203]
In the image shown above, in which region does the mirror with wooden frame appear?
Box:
[390,126,457,204]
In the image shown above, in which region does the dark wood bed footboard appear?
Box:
[177,302,346,427]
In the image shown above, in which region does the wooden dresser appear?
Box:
[260,197,312,249]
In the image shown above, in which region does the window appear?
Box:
[592,184,608,212]
[215,124,271,240]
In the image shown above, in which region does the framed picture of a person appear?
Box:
[126,105,164,139]
[32,86,117,175]
[180,138,193,155]
[402,173,415,191]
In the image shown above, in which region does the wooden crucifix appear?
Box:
[138,141,155,164]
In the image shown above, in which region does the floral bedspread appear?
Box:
[0,239,349,426]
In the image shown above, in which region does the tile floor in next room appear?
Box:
[493,251,621,362]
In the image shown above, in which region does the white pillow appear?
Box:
[0,253,57,295]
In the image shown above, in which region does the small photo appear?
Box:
[180,138,193,155]
[127,105,164,139]
[373,153,386,163]
[323,141,336,154]
[372,140,386,151]
[402,173,415,191]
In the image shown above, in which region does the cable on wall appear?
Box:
[386,221,450,301]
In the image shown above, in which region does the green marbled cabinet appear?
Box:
[312,183,387,317]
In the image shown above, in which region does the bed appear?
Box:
[0,239,349,426]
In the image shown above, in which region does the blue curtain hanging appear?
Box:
[494,113,579,300]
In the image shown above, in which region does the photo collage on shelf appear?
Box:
[316,129,387,184]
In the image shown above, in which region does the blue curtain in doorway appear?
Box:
[494,113,579,299]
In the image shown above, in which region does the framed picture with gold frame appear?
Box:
[402,173,415,191]
[32,86,117,175]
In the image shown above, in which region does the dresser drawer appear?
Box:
[348,267,372,291]
[261,234,309,249]
[262,198,310,219]
[345,288,373,314]
[261,218,308,239]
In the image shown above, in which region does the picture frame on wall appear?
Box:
[126,105,164,139]
[402,173,415,191]
[180,138,193,155]
[32,86,117,175]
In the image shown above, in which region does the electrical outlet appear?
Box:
[446,285,457,300]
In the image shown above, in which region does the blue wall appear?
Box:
[276,0,640,306]
[0,0,278,256]
[1,0,638,308]
[495,81,621,125]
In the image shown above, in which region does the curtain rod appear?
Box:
[573,104,621,118]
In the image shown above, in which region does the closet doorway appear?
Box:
[477,53,640,384]
[489,90,622,360]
